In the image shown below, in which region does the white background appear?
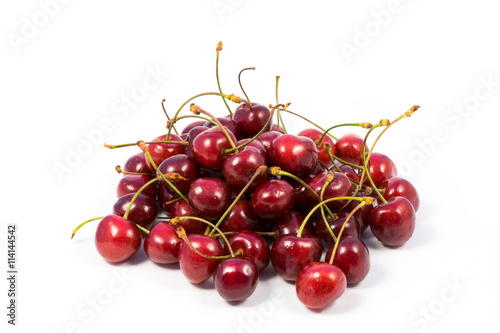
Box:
[1,1,499,332]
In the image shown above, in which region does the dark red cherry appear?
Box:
[192,126,237,170]
[343,195,373,232]
[157,154,200,196]
[112,193,158,229]
[181,120,207,135]
[369,196,416,247]
[314,214,360,251]
[292,173,318,215]
[269,134,319,178]
[145,134,185,172]
[270,235,322,282]
[275,211,313,237]
[185,126,209,159]
[178,234,224,284]
[339,165,361,183]
[297,128,335,168]
[325,236,370,284]
[214,257,258,302]
[296,262,346,310]
[233,103,272,138]
[219,200,261,232]
[144,222,182,264]
[366,152,397,187]
[236,139,268,163]
[224,231,270,271]
[170,200,205,235]
[251,179,295,219]
[270,124,285,134]
[335,133,369,166]
[188,178,231,220]
[256,131,282,152]
[222,146,267,193]
[380,176,420,211]
[123,153,150,174]
[116,175,157,199]
[204,115,241,140]
[307,172,352,211]
[95,215,141,263]
[157,184,175,215]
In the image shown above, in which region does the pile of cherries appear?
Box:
[72,44,420,310]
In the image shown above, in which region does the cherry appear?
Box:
[95,215,141,263]
[307,172,352,211]
[157,184,176,215]
[116,175,157,199]
[251,179,295,219]
[157,154,200,196]
[219,200,261,232]
[335,133,369,166]
[297,128,335,168]
[222,146,267,193]
[170,200,206,234]
[366,152,397,187]
[188,177,231,220]
[275,211,313,237]
[256,131,282,152]
[123,153,150,174]
[314,215,360,251]
[296,262,346,309]
[270,124,285,133]
[192,126,236,170]
[224,231,270,271]
[379,176,420,211]
[236,138,268,163]
[269,134,319,178]
[270,235,322,282]
[339,165,361,183]
[204,115,241,140]
[178,234,224,284]
[214,257,259,302]
[343,196,373,233]
[144,222,182,264]
[181,120,207,135]
[369,196,416,247]
[112,193,158,229]
[292,173,318,214]
[233,103,272,138]
[184,126,209,159]
[325,236,370,284]
[145,134,185,172]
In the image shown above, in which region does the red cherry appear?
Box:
[192,126,236,170]
[251,179,295,219]
[170,200,205,235]
[112,193,158,229]
[188,177,231,220]
[296,262,346,309]
[123,153,150,174]
[222,146,268,193]
[236,138,268,163]
[219,200,261,232]
[343,196,373,233]
[339,165,361,183]
[184,126,209,159]
[269,134,319,178]
[178,234,224,284]
[366,152,397,187]
[224,231,270,271]
[214,257,259,302]
[145,134,185,172]
[325,236,370,284]
[379,176,420,211]
[369,196,416,247]
[275,211,313,237]
[116,175,157,199]
[314,214,360,251]
[204,115,242,140]
[270,235,322,282]
[256,131,282,152]
[270,124,285,133]
[335,133,369,166]
[297,128,335,168]
[95,215,141,263]
[157,184,175,215]
[144,222,182,264]
[307,172,352,211]
[157,154,200,196]
[181,120,207,135]
[233,103,272,138]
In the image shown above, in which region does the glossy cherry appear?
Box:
[144,222,182,264]
[297,128,336,168]
[214,257,259,302]
[233,103,272,138]
[269,134,319,178]
[224,231,270,271]
[222,146,267,193]
[184,126,209,159]
[170,200,206,234]
[366,152,397,187]
[251,179,295,219]
[275,211,313,237]
[219,200,261,232]
[95,215,141,263]
[380,176,420,211]
[204,115,241,140]
[325,236,370,284]
[343,196,373,232]
[192,126,236,170]
[339,165,361,183]
[188,177,231,220]
[116,175,157,199]
[307,172,352,211]
[236,138,268,162]
[145,134,185,172]
[314,215,360,251]
[112,193,158,229]
[123,153,150,174]
[335,133,369,166]
[256,131,282,152]
[157,154,200,196]
[181,120,208,135]
[178,234,224,284]
[157,184,175,215]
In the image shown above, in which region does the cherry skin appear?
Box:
[95,215,141,263]
[157,184,175,215]
[339,165,361,183]
[112,193,158,229]
[335,133,369,166]
[325,236,370,284]
[380,176,420,211]
[157,154,200,196]
[219,200,261,232]
[314,215,360,251]
[192,126,237,170]
[297,128,336,168]
[369,196,416,247]
[256,131,282,152]
[292,173,318,215]
[181,120,207,135]
[222,146,267,193]
[224,231,270,271]
[123,153,150,174]
[233,103,272,138]
[343,196,373,233]
[184,126,209,159]
[307,172,352,211]
[178,234,224,284]
[269,134,319,178]
[214,257,259,302]
[170,200,205,234]
[204,115,241,140]
[144,222,182,264]
[145,134,185,172]
[296,262,347,310]
[188,177,231,220]
[270,124,285,133]
[366,152,397,187]
[116,175,157,199]
[251,179,295,219]
[270,235,322,282]
[275,211,313,237]
[236,138,268,163]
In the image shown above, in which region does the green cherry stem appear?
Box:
[189,103,236,149]
[317,122,373,148]
[71,216,104,239]
[162,99,179,136]
[275,76,288,134]
[323,142,363,170]
[115,165,155,177]
[168,115,217,130]
[104,141,189,150]
[123,176,162,220]
[175,226,233,260]
[320,173,338,243]
[238,67,255,109]
[216,42,233,116]
[279,108,337,140]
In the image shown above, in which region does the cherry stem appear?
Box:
[71,216,104,239]
[275,76,288,134]
[166,92,248,140]
[162,99,179,136]
[328,201,365,265]
[163,197,182,206]
[297,196,373,238]
[320,173,338,243]
[168,115,217,130]
[208,165,268,237]
[238,67,255,108]
[189,104,237,149]
[323,143,363,169]
[137,141,189,203]
[216,41,232,116]
[123,176,161,220]
[211,230,279,239]
[317,122,372,148]
[135,224,150,234]
[115,165,155,177]
[104,141,188,150]
[279,108,337,140]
